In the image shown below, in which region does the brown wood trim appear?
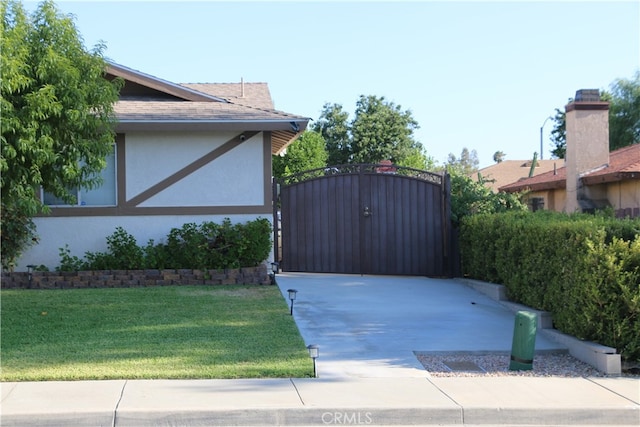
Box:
[263,132,273,207]
[116,133,126,206]
[565,102,609,112]
[107,63,225,103]
[47,205,271,217]
[582,172,640,185]
[124,131,260,207]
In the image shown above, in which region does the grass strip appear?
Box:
[1,285,312,381]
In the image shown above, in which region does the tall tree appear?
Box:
[608,71,640,150]
[350,95,420,164]
[493,150,506,163]
[549,108,566,159]
[446,147,479,175]
[1,0,122,270]
[549,72,639,158]
[272,130,328,179]
[396,144,436,171]
[313,95,430,168]
[312,102,350,166]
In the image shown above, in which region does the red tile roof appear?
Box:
[499,144,639,192]
[581,144,640,185]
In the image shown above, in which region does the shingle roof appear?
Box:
[181,83,274,110]
[500,144,640,192]
[107,62,310,154]
[114,100,304,122]
[473,159,559,192]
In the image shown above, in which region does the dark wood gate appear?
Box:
[274,164,451,276]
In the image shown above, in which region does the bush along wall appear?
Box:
[56,218,272,272]
[2,218,274,288]
[459,211,640,362]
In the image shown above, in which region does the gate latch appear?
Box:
[363,206,371,217]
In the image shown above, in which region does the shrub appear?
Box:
[57,218,272,272]
[460,211,640,362]
[84,227,144,270]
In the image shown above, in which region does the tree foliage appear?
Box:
[549,108,566,159]
[549,72,640,158]
[272,130,328,179]
[313,103,350,166]
[608,71,640,151]
[445,147,479,175]
[493,150,506,163]
[1,0,122,270]
[449,171,527,228]
[312,95,430,168]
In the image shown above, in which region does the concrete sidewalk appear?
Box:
[2,273,639,426]
[2,376,639,426]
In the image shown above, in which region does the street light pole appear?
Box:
[540,116,553,160]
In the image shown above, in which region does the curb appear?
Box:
[455,278,622,374]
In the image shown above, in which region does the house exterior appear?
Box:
[500,90,640,218]
[472,159,559,193]
[16,63,309,270]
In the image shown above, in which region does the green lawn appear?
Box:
[0,285,312,381]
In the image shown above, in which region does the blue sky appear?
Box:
[30,1,640,168]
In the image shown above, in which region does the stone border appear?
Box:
[455,278,622,375]
[1,265,271,289]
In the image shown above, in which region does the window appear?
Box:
[528,197,545,212]
[43,148,116,207]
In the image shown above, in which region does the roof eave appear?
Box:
[107,62,227,103]
[115,119,309,132]
[114,119,308,155]
[581,171,640,185]
[500,180,566,193]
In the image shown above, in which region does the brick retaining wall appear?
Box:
[1,265,271,289]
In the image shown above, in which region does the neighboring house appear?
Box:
[500,89,640,218]
[16,62,309,270]
[472,159,559,193]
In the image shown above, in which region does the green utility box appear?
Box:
[509,310,537,371]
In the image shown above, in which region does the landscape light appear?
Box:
[307,344,319,378]
[287,289,298,315]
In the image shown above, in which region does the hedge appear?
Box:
[57,218,272,272]
[459,211,640,362]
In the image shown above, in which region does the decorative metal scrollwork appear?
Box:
[278,163,444,186]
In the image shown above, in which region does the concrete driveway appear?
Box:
[276,273,566,379]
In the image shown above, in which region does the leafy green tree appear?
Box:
[272,130,328,178]
[313,95,431,168]
[1,0,122,270]
[312,103,350,166]
[550,72,639,158]
[396,144,436,171]
[549,108,566,159]
[608,71,640,150]
[350,95,420,164]
[449,171,527,227]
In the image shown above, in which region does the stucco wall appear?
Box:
[528,189,567,213]
[14,130,274,271]
[126,131,264,207]
[606,180,640,212]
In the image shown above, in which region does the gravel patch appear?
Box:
[415,351,637,378]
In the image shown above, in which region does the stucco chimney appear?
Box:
[564,89,610,213]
